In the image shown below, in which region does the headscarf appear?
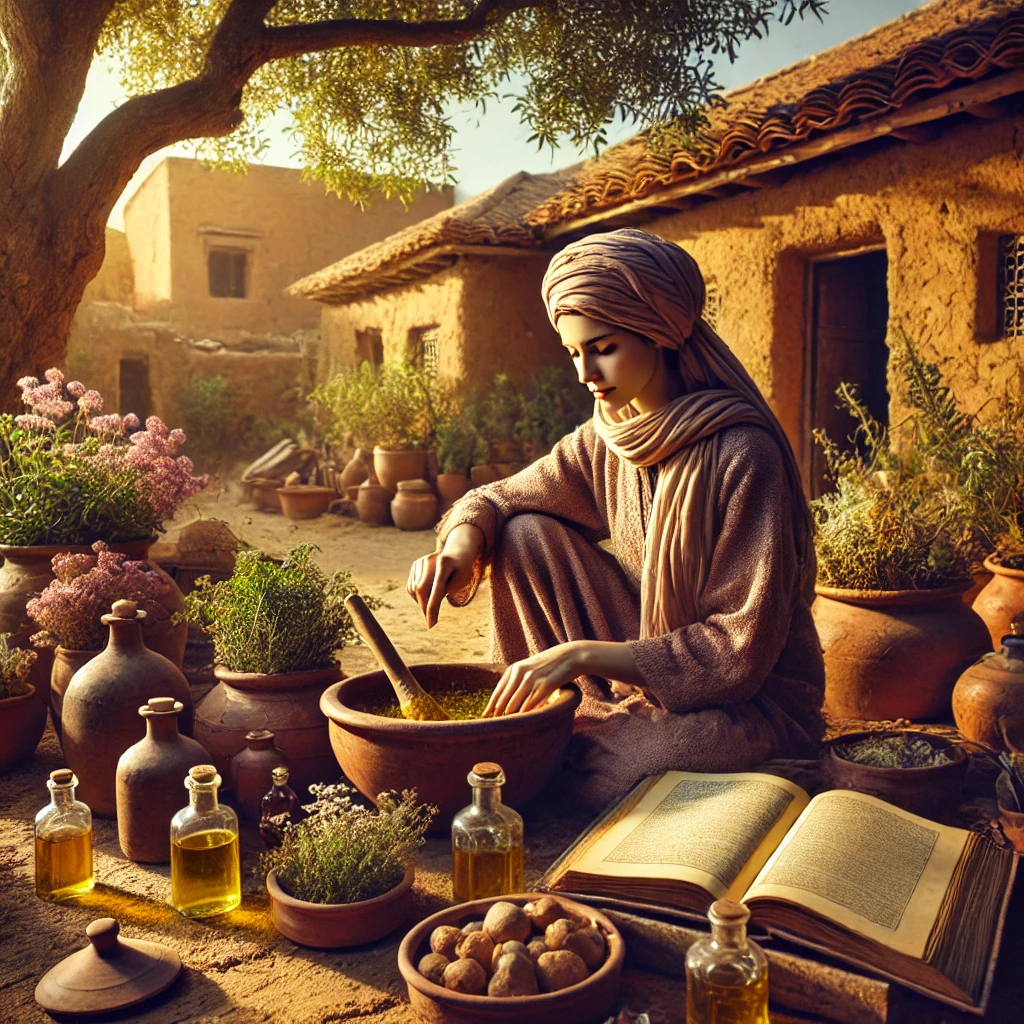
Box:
[541,228,813,638]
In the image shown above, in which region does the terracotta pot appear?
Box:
[436,474,471,516]
[338,449,372,493]
[373,448,428,496]
[399,893,624,1024]
[249,478,283,512]
[825,730,968,817]
[391,480,438,531]
[230,729,288,822]
[812,583,991,721]
[972,554,1024,650]
[489,441,521,463]
[277,486,336,521]
[952,632,1024,751]
[61,601,193,817]
[0,684,48,771]
[470,465,503,487]
[963,570,994,607]
[115,697,210,863]
[195,664,341,797]
[49,648,100,743]
[996,772,1024,852]
[267,864,415,948]
[345,485,361,502]
[356,482,393,526]
[320,663,581,830]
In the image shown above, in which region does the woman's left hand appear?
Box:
[484,642,586,717]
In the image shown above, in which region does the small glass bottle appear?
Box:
[259,765,303,848]
[451,761,524,902]
[170,764,241,918]
[35,768,94,901]
[685,899,769,1024]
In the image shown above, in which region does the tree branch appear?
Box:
[262,0,546,61]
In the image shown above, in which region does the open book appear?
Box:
[540,771,1017,1015]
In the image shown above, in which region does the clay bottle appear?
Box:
[61,600,194,817]
[952,623,1024,751]
[116,698,210,863]
[230,729,288,823]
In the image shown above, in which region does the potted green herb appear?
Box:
[0,632,45,770]
[184,544,381,793]
[516,367,592,462]
[262,781,435,948]
[478,373,524,466]
[435,416,486,514]
[811,373,990,722]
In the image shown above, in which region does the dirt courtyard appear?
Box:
[0,483,686,1024]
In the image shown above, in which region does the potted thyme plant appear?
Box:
[26,542,179,740]
[262,781,435,948]
[0,632,45,770]
[184,544,381,793]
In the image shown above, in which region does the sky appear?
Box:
[65,0,928,229]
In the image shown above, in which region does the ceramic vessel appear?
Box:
[952,631,1024,751]
[249,478,283,512]
[195,665,341,796]
[812,584,991,721]
[356,482,393,526]
[277,486,336,521]
[973,554,1024,650]
[49,648,99,743]
[230,729,288,822]
[399,893,624,1024]
[373,447,428,495]
[470,465,503,487]
[115,697,210,863]
[338,449,372,493]
[826,730,968,817]
[320,663,581,830]
[61,601,194,817]
[267,864,415,948]
[436,474,472,516]
[391,480,438,531]
[0,684,48,770]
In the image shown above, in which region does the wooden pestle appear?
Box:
[344,594,449,722]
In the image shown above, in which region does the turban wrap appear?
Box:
[541,228,812,640]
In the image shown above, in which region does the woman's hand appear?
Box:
[407,523,484,628]
[484,642,588,717]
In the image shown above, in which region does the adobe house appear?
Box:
[66,158,453,429]
[293,0,1024,494]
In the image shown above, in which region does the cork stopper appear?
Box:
[708,899,750,927]
[271,766,290,785]
[472,762,503,778]
[188,765,218,784]
[140,697,181,717]
[245,729,274,748]
[50,768,75,787]
[110,599,137,618]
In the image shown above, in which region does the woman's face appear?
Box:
[559,314,662,414]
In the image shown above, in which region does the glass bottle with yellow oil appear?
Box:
[170,764,240,918]
[685,899,769,1024]
[35,768,94,901]
[451,761,524,902]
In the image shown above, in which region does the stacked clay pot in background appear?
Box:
[436,474,471,517]
[391,480,438,531]
[357,481,393,526]
[116,698,210,862]
[0,683,48,771]
[61,601,193,817]
[277,486,336,521]
[337,449,372,492]
[973,554,1024,651]
[49,648,99,743]
[373,448,427,496]
[953,624,1024,752]
[230,729,288,822]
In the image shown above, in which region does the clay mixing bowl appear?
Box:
[398,893,624,1024]
[319,663,581,829]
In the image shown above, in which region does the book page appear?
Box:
[568,771,810,901]
[743,790,968,958]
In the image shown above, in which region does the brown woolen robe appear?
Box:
[437,419,825,809]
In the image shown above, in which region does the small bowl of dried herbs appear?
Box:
[826,730,967,818]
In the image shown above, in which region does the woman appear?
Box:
[408,229,824,808]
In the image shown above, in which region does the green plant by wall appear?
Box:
[517,366,593,453]
[436,416,486,475]
[180,375,235,466]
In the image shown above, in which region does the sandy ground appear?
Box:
[0,484,689,1024]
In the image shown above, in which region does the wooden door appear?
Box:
[119,357,152,421]
[808,250,889,496]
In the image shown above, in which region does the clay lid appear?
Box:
[103,599,147,624]
[34,918,181,1015]
[140,697,183,717]
[245,729,275,748]
[50,768,75,787]
[396,478,432,493]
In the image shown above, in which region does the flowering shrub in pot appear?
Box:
[0,633,46,770]
[27,543,183,739]
[261,781,435,948]
[184,544,382,792]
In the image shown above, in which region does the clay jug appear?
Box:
[230,729,288,822]
[62,600,193,818]
[338,449,371,493]
[435,473,471,517]
[49,647,100,743]
[356,482,393,526]
[391,479,438,531]
[952,627,1024,752]
[972,554,1024,650]
[115,697,209,862]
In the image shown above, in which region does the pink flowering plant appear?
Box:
[0,369,206,545]
[26,542,172,651]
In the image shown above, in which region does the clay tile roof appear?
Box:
[289,168,577,303]
[527,0,1024,230]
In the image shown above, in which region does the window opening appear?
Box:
[355,328,384,372]
[208,249,248,298]
[999,235,1024,337]
[409,326,440,377]
[119,357,152,421]
[704,280,722,332]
